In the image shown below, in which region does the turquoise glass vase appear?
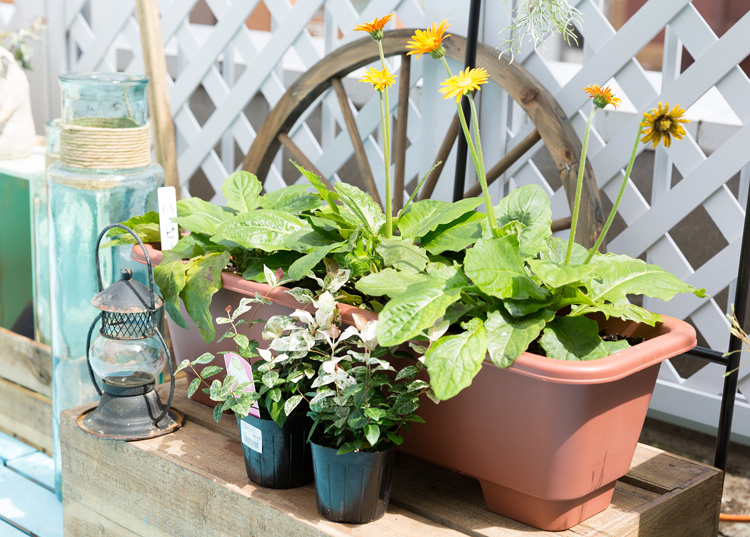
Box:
[46,73,164,497]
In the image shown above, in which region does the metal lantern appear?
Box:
[77,224,183,440]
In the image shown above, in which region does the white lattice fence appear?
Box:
[516,0,750,441]
[6,0,750,442]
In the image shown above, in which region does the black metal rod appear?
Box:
[713,189,750,469]
[452,0,482,202]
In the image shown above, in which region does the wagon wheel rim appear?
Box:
[242,29,604,248]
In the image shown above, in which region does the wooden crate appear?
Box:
[0,326,52,454]
[60,379,721,537]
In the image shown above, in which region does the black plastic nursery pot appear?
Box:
[310,442,395,524]
[236,413,313,489]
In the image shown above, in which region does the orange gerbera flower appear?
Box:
[360,67,396,92]
[583,84,622,110]
[439,67,489,102]
[640,102,690,148]
[353,13,394,40]
[406,20,451,59]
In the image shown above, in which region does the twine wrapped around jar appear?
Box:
[60,119,152,170]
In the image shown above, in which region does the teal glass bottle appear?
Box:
[29,119,59,346]
[47,73,164,497]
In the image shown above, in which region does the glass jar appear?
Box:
[28,119,60,346]
[47,73,164,497]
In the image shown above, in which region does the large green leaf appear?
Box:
[572,302,664,327]
[540,316,630,361]
[542,236,589,264]
[585,254,707,304]
[398,197,483,239]
[239,251,302,283]
[182,251,231,342]
[376,238,429,272]
[221,171,262,212]
[261,184,321,213]
[419,211,485,255]
[212,210,308,252]
[335,183,385,236]
[153,259,192,330]
[293,161,340,213]
[174,197,235,236]
[283,228,337,253]
[376,280,464,346]
[355,268,427,298]
[103,212,161,247]
[287,242,342,281]
[527,259,596,288]
[464,237,549,300]
[425,318,486,400]
[493,184,552,258]
[484,308,549,368]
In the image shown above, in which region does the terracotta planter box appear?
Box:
[133,244,697,530]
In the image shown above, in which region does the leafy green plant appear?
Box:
[175,267,316,426]
[302,305,430,455]
[0,16,45,70]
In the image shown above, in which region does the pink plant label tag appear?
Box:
[224,352,260,418]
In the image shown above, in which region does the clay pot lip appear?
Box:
[133,244,696,386]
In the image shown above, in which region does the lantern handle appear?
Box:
[152,327,176,427]
[85,313,104,397]
[95,224,156,311]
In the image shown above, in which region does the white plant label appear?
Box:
[240,420,263,454]
[157,186,179,250]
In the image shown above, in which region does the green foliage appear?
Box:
[304,298,429,453]
[175,270,317,427]
[119,166,705,404]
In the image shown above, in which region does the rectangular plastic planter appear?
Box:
[133,244,697,530]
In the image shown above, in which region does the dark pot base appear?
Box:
[237,413,313,489]
[311,442,395,524]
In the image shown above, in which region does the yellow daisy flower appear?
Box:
[439,67,489,102]
[406,19,451,59]
[360,67,396,92]
[640,102,690,148]
[353,13,395,41]
[583,84,622,110]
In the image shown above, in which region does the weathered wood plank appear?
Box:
[61,381,722,537]
[61,407,468,537]
[0,377,52,454]
[0,321,52,398]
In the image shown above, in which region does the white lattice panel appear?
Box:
[18,0,750,443]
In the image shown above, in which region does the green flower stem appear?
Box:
[584,121,645,264]
[564,106,597,265]
[440,57,500,238]
[377,40,393,237]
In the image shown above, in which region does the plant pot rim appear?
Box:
[134,244,696,387]
[133,243,378,326]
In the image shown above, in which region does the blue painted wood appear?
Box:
[7,451,55,491]
[0,432,35,464]
[0,465,62,537]
[0,519,30,537]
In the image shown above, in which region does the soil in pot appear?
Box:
[237,413,313,489]
[310,442,395,524]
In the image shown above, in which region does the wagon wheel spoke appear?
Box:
[464,128,541,198]
[331,77,382,207]
[392,54,410,213]
[418,113,460,201]
[277,132,334,190]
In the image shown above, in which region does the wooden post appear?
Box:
[135,0,180,198]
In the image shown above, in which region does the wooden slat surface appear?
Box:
[0,326,52,398]
[61,380,721,537]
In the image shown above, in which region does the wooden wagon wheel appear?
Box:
[242,29,605,248]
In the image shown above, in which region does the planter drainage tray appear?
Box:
[61,379,721,537]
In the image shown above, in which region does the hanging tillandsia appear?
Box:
[498,0,582,61]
